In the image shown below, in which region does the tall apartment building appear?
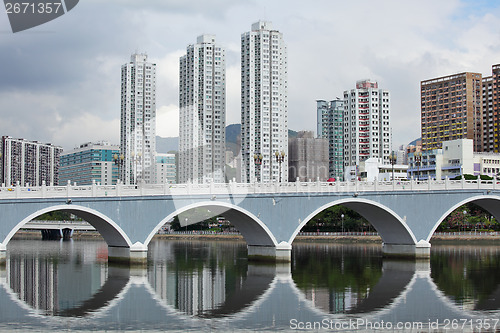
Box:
[343,80,391,180]
[482,64,500,152]
[0,136,62,186]
[241,21,288,183]
[317,99,344,180]
[421,72,482,152]
[120,53,157,185]
[288,131,328,182]
[59,141,119,185]
[179,35,226,184]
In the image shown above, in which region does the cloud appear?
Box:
[1,0,500,153]
[156,104,179,138]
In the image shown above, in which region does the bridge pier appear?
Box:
[382,240,431,259]
[0,243,5,266]
[247,242,292,262]
[108,242,148,266]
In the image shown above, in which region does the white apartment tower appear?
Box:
[120,53,157,184]
[179,34,226,184]
[343,80,391,180]
[241,21,288,183]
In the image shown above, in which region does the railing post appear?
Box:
[15,181,20,198]
[410,176,414,190]
[92,180,96,197]
[117,180,122,196]
[316,177,321,192]
[461,175,465,189]
[445,176,448,190]
[41,180,46,198]
[428,177,432,190]
[374,179,378,191]
[477,174,481,189]
[67,181,72,197]
[296,177,300,192]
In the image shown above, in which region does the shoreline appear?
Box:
[12,230,500,244]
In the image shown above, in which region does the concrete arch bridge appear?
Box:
[0,178,499,263]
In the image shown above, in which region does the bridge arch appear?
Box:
[288,198,417,245]
[428,194,500,242]
[144,201,279,248]
[2,204,132,248]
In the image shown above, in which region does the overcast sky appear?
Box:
[1,0,500,151]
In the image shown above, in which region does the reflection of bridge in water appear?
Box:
[0,246,499,331]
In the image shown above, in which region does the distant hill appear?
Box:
[156,136,178,153]
[158,124,298,154]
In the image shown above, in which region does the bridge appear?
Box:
[21,221,95,240]
[0,177,499,263]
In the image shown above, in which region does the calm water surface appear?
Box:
[0,238,499,331]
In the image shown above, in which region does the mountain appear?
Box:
[157,124,297,154]
[156,136,178,153]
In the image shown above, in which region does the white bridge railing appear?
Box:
[0,177,497,199]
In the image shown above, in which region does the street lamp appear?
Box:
[414,151,422,181]
[254,153,263,182]
[389,151,397,181]
[274,151,285,183]
[462,210,467,233]
[113,153,125,184]
[131,151,142,185]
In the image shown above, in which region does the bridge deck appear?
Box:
[0,177,495,199]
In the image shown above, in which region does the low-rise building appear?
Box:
[60,141,119,185]
[408,139,500,180]
[354,157,408,182]
[155,153,176,184]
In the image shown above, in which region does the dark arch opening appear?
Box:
[10,206,130,248]
[293,200,415,245]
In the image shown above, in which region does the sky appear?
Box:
[1,0,500,151]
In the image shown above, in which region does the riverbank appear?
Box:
[12,230,500,244]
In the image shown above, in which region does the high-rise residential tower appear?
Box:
[179,34,226,184]
[343,80,391,180]
[241,21,288,183]
[482,65,500,152]
[120,53,157,184]
[317,99,344,180]
[421,72,482,152]
[0,136,62,186]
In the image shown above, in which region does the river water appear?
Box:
[0,238,499,332]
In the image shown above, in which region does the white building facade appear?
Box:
[343,80,391,181]
[179,35,226,184]
[120,53,157,184]
[241,21,288,183]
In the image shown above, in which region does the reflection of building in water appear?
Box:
[8,256,107,315]
[148,263,227,316]
[303,287,368,314]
